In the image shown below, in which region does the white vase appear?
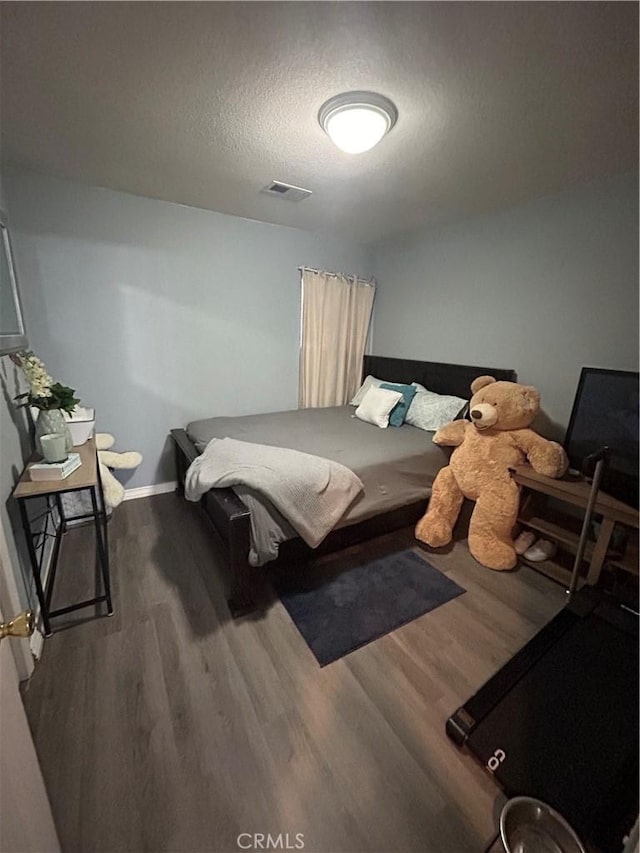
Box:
[35,408,73,456]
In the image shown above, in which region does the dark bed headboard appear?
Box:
[362,355,517,400]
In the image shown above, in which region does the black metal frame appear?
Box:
[17,461,113,636]
[171,355,517,618]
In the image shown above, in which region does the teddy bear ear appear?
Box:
[470,375,496,394]
[521,385,541,410]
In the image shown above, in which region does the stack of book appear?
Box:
[29,452,82,482]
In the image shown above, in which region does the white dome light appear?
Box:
[319,92,398,155]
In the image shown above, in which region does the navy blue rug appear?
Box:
[276,549,466,666]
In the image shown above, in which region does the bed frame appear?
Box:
[171,355,517,617]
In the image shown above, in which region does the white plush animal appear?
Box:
[95,433,142,509]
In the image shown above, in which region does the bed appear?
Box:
[171,355,517,616]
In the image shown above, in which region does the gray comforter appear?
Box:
[186,406,448,565]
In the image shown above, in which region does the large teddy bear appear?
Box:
[95,433,142,509]
[415,376,568,571]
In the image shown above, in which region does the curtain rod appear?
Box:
[298,266,376,286]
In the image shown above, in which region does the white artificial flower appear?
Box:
[19,351,53,399]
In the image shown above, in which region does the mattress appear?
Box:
[186,406,449,563]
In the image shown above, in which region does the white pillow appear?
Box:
[350,375,386,406]
[354,386,404,428]
[406,383,468,431]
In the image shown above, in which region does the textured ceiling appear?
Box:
[1,2,637,243]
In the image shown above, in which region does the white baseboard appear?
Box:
[123,482,177,501]
[30,628,44,660]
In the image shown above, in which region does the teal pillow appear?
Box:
[380,382,417,427]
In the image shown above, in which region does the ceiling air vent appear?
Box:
[261,181,312,202]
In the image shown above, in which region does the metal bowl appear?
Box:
[500,797,587,853]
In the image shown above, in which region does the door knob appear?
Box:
[0,610,35,641]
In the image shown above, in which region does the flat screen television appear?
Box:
[564,367,639,509]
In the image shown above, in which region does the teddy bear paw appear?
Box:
[102,450,142,470]
[415,515,454,548]
[95,433,116,452]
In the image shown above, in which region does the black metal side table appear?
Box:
[12,437,113,636]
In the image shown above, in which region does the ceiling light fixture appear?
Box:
[318,91,398,154]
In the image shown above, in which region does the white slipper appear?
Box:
[514,530,537,555]
[523,538,557,562]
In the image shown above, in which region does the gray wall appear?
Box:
[2,166,637,526]
[0,174,37,609]
[3,167,372,490]
[371,173,639,436]
[0,353,35,609]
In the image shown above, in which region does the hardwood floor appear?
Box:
[23,493,567,853]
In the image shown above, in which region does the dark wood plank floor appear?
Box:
[23,493,567,853]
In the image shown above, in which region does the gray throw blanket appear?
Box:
[184,437,364,551]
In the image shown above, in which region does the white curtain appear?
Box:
[298,268,375,408]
